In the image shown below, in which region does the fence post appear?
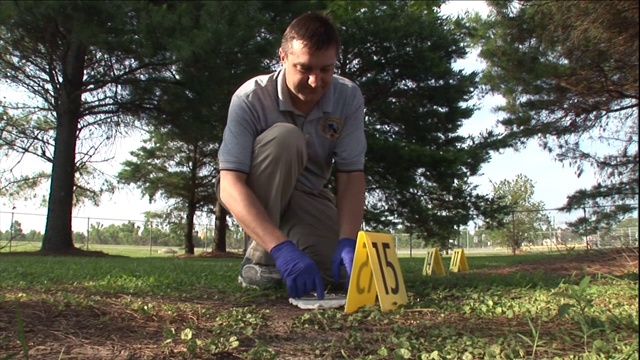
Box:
[394,233,398,253]
[466,230,469,250]
[204,224,208,252]
[9,206,15,252]
[86,217,90,250]
[582,207,589,249]
[511,210,516,253]
[409,233,413,258]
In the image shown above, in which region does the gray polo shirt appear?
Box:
[218,69,366,192]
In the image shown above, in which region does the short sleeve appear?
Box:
[334,87,366,172]
[218,94,260,173]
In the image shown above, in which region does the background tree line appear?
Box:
[2,208,636,252]
[0,217,247,249]
[471,0,638,239]
[1,0,637,255]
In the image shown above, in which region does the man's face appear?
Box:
[280,39,336,111]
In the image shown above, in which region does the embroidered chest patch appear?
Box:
[321,117,343,141]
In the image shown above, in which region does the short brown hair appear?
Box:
[280,12,340,54]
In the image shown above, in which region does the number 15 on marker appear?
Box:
[345,232,408,313]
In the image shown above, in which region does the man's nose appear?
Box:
[308,73,321,88]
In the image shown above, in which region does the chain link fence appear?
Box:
[1,206,637,256]
[390,206,638,256]
[0,210,246,254]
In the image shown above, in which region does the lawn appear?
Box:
[0,247,638,360]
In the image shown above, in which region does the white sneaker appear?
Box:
[238,260,282,289]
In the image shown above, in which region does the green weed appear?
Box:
[1,307,29,360]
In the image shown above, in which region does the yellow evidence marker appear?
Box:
[345,231,408,313]
[449,248,470,273]
[422,248,446,276]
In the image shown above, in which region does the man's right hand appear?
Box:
[270,240,325,299]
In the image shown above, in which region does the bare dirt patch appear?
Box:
[177,251,244,259]
[473,247,639,277]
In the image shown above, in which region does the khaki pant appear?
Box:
[220,123,338,281]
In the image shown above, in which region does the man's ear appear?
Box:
[278,48,287,62]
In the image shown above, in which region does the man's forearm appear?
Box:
[219,171,287,252]
[336,171,366,239]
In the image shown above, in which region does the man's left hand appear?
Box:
[331,237,357,289]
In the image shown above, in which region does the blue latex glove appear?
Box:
[270,240,325,299]
[331,237,356,289]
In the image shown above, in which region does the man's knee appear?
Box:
[255,123,306,159]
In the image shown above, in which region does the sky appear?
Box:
[0,1,599,233]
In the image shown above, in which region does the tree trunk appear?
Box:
[184,205,196,255]
[213,201,227,252]
[184,144,199,255]
[41,41,87,253]
[184,189,196,255]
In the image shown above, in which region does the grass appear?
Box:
[2,256,241,296]
[0,247,638,359]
